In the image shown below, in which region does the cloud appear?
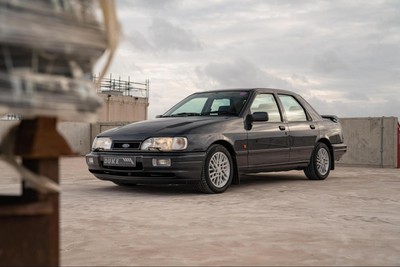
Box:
[307,94,400,119]
[117,0,182,13]
[196,58,290,89]
[123,18,203,53]
[103,0,400,119]
[127,31,153,51]
[313,50,351,74]
[149,18,203,52]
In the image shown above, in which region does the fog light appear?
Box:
[152,158,171,167]
[87,157,95,165]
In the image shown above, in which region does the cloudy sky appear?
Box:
[97,0,400,119]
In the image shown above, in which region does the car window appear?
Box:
[278,94,308,122]
[162,91,250,117]
[210,98,231,113]
[170,97,208,115]
[250,94,282,122]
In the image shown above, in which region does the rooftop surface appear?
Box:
[1,157,400,266]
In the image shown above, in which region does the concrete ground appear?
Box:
[1,157,400,266]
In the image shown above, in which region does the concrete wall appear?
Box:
[90,121,133,145]
[0,121,19,139]
[57,122,91,156]
[98,94,148,122]
[338,117,398,168]
[0,117,398,168]
[0,120,91,156]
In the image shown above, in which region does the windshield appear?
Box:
[162,91,250,117]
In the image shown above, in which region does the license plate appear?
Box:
[103,156,136,167]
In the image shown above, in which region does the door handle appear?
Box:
[279,125,286,131]
[310,124,316,129]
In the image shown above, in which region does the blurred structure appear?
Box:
[0,73,150,122]
[0,0,109,121]
[0,0,119,266]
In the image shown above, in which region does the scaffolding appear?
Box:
[93,73,149,99]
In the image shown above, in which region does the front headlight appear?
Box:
[92,137,112,151]
[141,137,188,151]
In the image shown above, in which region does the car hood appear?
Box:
[99,116,240,140]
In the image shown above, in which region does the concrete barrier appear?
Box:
[1,117,398,167]
[338,117,398,168]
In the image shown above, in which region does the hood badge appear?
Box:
[122,143,130,148]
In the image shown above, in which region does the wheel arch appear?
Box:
[317,137,335,170]
[210,140,240,185]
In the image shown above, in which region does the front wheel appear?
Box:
[304,142,331,180]
[195,144,234,193]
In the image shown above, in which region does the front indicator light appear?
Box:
[87,157,95,165]
[152,158,171,167]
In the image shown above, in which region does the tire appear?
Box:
[195,144,234,193]
[304,142,331,180]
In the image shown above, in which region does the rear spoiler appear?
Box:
[322,115,339,123]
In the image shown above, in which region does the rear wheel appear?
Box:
[304,142,331,180]
[195,144,233,193]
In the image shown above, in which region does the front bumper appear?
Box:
[85,151,206,184]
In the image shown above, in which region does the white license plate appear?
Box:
[103,156,136,167]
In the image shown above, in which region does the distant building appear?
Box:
[93,74,150,122]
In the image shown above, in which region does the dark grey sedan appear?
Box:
[86,88,346,193]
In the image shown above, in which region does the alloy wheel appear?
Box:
[316,147,330,176]
[208,151,231,188]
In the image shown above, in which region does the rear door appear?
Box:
[247,93,290,167]
[277,94,319,163]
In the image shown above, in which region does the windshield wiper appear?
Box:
[170,112,201,117]
[203,111,237,116]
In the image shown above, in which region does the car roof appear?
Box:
[196,88,298,95]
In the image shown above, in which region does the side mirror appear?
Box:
[155,115,163,118]
[245,114,253,130]
[252,112,269,122]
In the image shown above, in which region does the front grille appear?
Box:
[112,141,141,150]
